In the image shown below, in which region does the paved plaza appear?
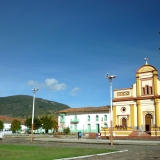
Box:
[1,136,160,160]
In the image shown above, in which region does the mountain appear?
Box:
[0,95,70,118]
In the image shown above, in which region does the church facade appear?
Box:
[112,59,160,135]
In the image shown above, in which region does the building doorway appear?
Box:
[87,124,91,132]
[96,124,100,133]
[145,114,152,133]
[122,118,127,127]
[74,124,77,131]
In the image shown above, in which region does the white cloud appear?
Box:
[70,87,80,96]
[27,80,38,86]
[45,79,58,86]
[28,78,66,91]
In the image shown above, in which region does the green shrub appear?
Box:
[63,127,70,135]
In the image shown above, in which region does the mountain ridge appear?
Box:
[0,95,70,118]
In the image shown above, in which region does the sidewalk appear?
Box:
[33,137,160,145]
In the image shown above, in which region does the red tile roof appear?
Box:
[59,106,110,113]
[0,115,25,124]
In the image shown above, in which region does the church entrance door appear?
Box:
[145,114,152,132]
[122,118,127,127]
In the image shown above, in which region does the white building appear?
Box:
[0,115,27,133]
[58,106,110,133]
[2,123,27,134]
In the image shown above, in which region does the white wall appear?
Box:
[3,123,27,132]
[58,111,110,133]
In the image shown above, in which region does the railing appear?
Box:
[102,126,133,131]
[114,125,128,130]
[70,119,79,124]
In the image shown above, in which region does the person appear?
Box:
[77,131,80,139]
[79,131,82,139]
[98,132,101,140]
[96,133,98,140]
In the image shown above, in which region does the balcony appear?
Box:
[70,119,79,124]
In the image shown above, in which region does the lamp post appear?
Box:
[30,87,39,142]
[106,73,116,145]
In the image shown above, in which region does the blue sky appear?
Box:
[0,0,160,108]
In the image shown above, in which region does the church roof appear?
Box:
[59,106,110,113]
[136,58,158,73]
[136,64,157,73]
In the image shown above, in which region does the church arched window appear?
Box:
[142,87,145,95]
[150,86,152,94]
[142,85,153,95]
[146,85,149,94]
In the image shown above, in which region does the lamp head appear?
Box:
[106,74,116,79]
[111,75,116,78]
[106,73,109,78]
[32,88,39,93]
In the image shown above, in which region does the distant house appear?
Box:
[0,115,27,133]
[58,106,110,133]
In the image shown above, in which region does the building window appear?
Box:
[146,85,149,94]
[74,115,77,120]
[88,115,90,122]
[150,86,152,94]
[74,124,77,131]
[60,114,65,123]
[61,115,64,120]
[142,85,153,95]
[104,115,107,121]
[142,87,145,95]
[96,115,99,121]
[121,107,126,113]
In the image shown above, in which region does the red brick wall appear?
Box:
[88,133,96,139]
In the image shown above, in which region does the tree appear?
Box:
[25,117,42,130]
[0,120,4,131]
[52,119,58,132]
[10,119,21,133]
[40,115,53,133]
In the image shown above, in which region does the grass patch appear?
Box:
[0,144,118,160]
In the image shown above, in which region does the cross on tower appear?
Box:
[144,58,148,65]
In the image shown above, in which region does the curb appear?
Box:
[54,149,128,160]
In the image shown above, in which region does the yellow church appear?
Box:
[102,58,160,137]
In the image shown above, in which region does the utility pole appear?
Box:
[30,88,39,142]
[106,73,116,145]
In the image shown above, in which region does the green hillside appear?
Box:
[0,95,70,118]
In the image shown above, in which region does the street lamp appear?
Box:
[106,73,116,145]
[30,87,39,142]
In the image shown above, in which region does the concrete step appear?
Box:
[129,131,151,137]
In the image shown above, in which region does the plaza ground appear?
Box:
[0,135,160,160]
